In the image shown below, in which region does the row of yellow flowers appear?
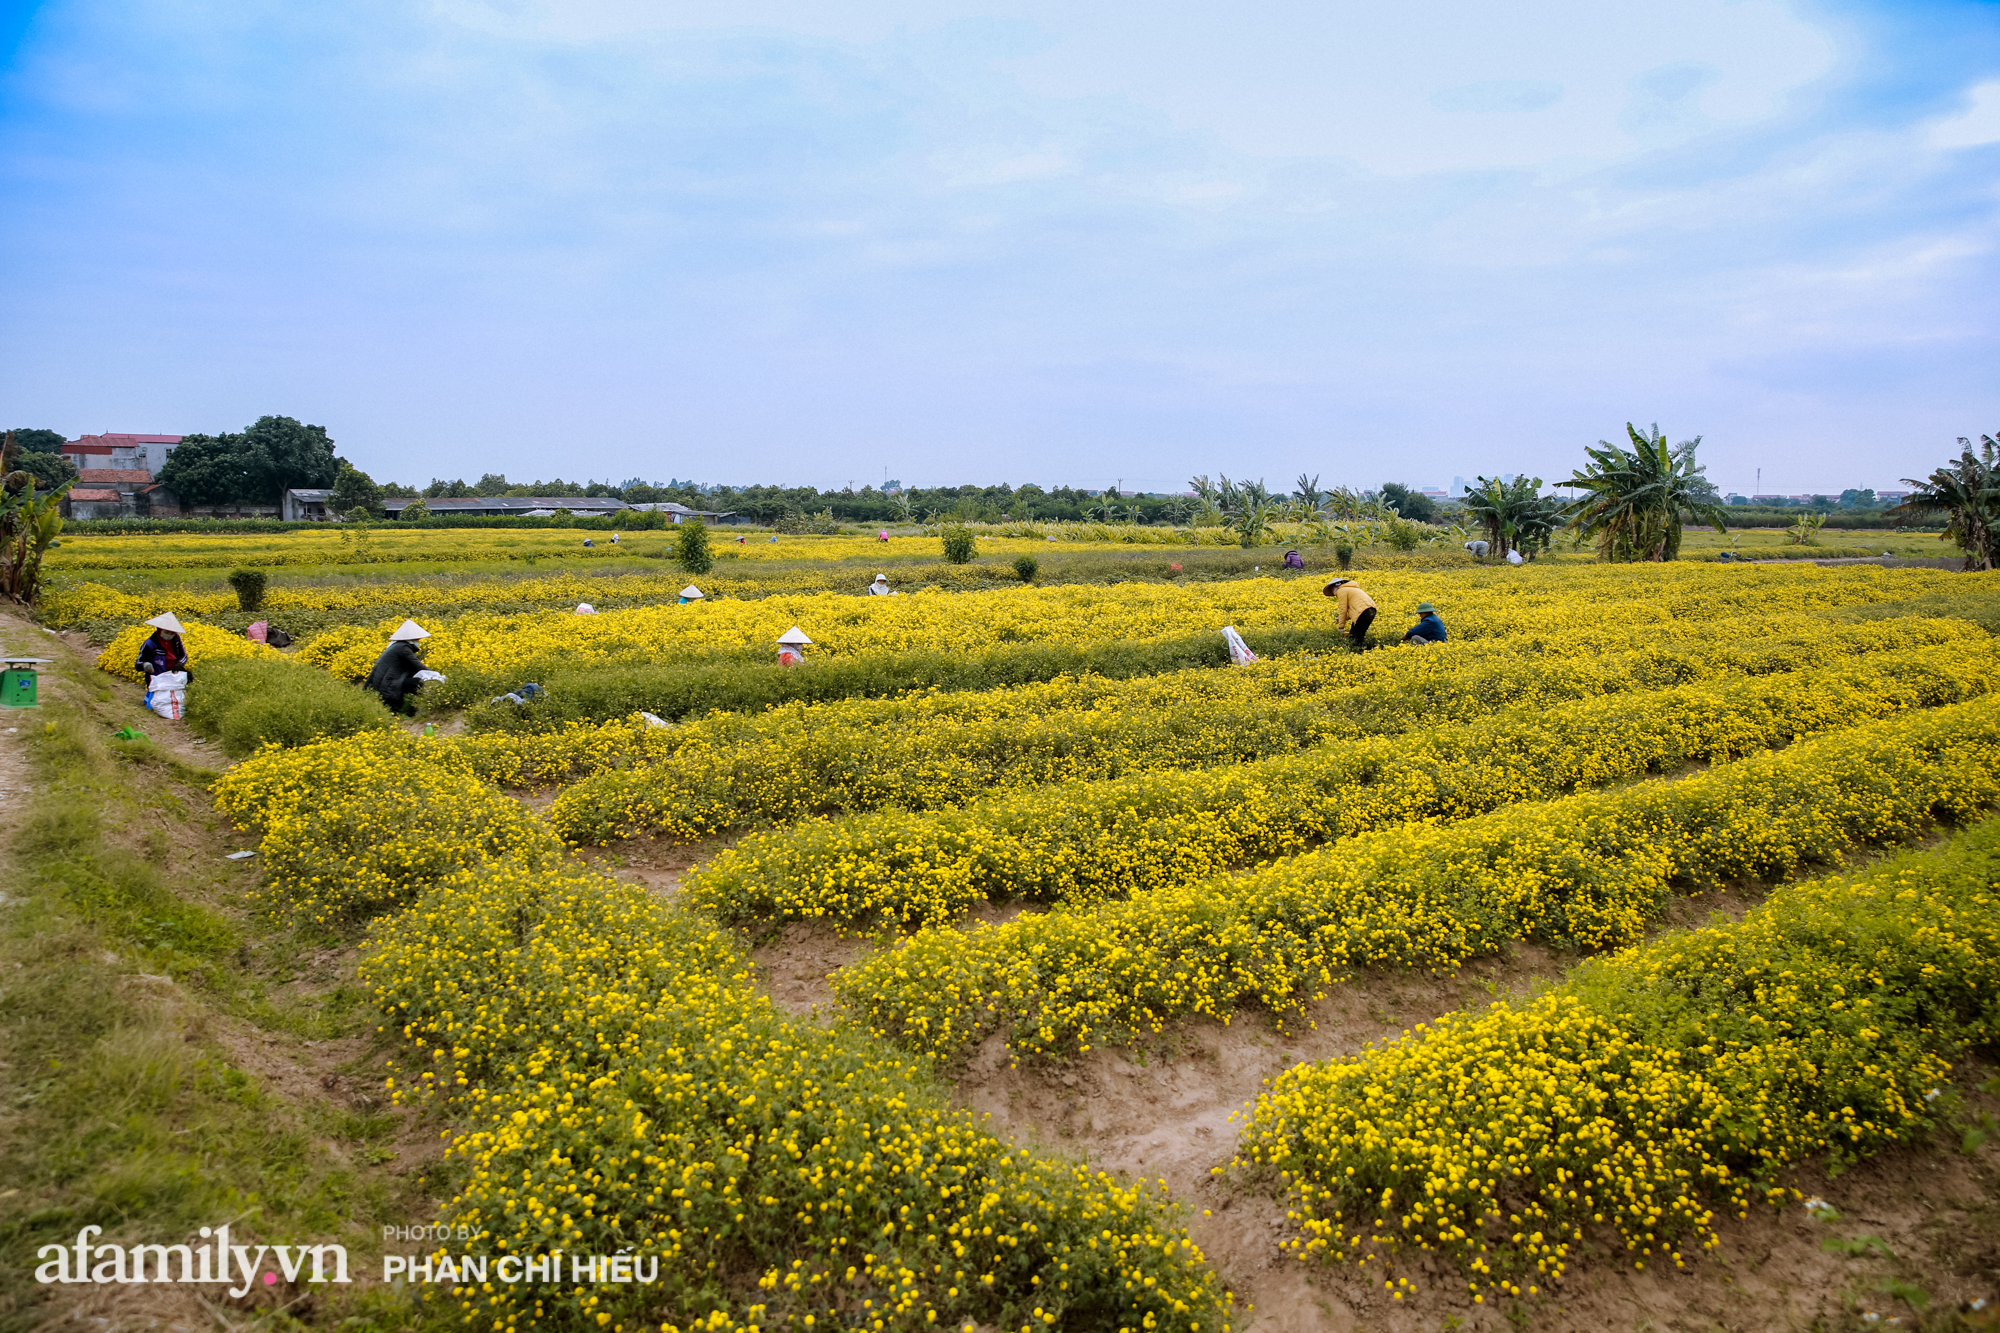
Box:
[216,739,1235,1331]
[45,528,1234,575]
[679,642,2000,930]
[1230,816,2000,1304]
[183,607,1977,810]
[278,562,1960,683]
[549,613,1987,845]
[832,694,2000,1064]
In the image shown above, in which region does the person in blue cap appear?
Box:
[1402,602,1447,644]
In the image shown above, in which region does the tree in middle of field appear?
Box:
[1561,422,1728,562]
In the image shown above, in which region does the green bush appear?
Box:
[676,515,713,575]
[184,658,396,757]
[225,568,267,611]
[1013,553,1038,582]
[1382,517,1421,553]
[941,525,975,564]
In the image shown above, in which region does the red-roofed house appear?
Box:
[61,432,182,476]
[65,488,126,520]
[58,433,184,517]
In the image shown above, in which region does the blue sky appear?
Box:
[2,0,1996,494]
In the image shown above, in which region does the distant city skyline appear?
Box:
[4,0,1995,494]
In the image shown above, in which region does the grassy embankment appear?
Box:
[0,613,425,1330]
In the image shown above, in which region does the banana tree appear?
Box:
[0,432,71,604]
[1461,475,1564,559]
[1785,511,1827,545]
[1561,423,1727,562]
[1891,435,1999,571]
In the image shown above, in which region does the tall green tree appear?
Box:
[157,432,258,505]
[157,415,339,505]
[331,460,385,517]
[1460,475,1562,558]
[1890,434,1999,571]
[1379,482,1439,523]
[1561,423,1727,562]
[15,448,76,493]
[5,428,66,456]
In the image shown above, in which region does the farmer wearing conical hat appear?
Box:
[1323,578,1377,653]
[135,612,191,680]
[1402,602,1447,644]
[678,585,704,604]
[364,620,435,715]
[776,626,812,666]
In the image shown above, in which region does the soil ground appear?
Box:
[716,878,2000,1333]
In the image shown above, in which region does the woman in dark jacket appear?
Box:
[364,620,432,715]
[135,613,192,679]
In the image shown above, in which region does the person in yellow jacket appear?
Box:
[1324,577,1377,652]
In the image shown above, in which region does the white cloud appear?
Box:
[437,0,1840,174]
[1926,79,2000,151]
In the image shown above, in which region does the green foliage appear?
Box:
[1891,433,1999,571]
[1461,474,1563,559]
[459,629,1354,732]
[397,496,431,522]
[0,433,70,604]
[1563,423,1728,562]
[1379,482,1440,523]
[184,657,396,757]
[1332,539,1354,569]
[330,459,383,517]
[156,415,339,507]
[225,567,268,611]
[5,427,67,455]
[17,448,76,492]
[772,507,839,534]
[1013,553,1039,582]
[1382,516,1423,552]
[675,513,713,574]
[1786,511,1828,545]
[941,524,976,564]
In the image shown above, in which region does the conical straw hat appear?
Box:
[776,626,813,646]
[680,585,704,599]
[389,619,431,641]
[143,612,186,634]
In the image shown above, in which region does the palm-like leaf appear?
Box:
[1890,435,1999,571]
[1460,475,1562,558]
[1561,423,1727,562]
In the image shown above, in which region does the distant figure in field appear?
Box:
[1403,602,1447,644]
[1324,577,1378,653]
[1464,540,1488,558]
[1283,549,1305,569]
